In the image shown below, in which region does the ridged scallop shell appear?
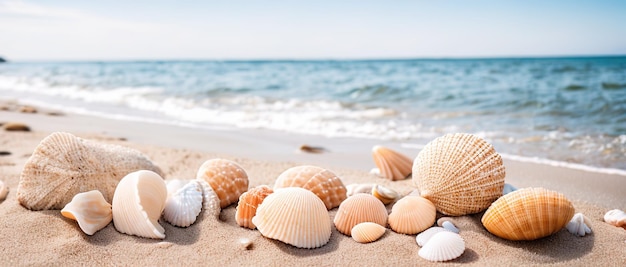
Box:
[333,193,388,236]
[388,195,436,235]
[163,180,203,228]
[416,227,448,247]
[198,180,221,219]
[372,145,412,180]
[604,209,626,230]
[481,187,575,241]
[566,213,592,237]
[236,185,274,229]
[371,184,399,205]
[0,180,8,201]
[252,187,331,249]
[60,190,112,235]
[274,165,347,210]
[351,222,386,243]
[196,158,249,208]
[418,231,465,262]
[17,132,163,210]
[112,170,167,239]
[413,133,505,216]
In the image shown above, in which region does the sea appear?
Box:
[1,57,625,173]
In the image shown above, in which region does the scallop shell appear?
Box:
[0,180,8,201]
[371,184,399,205]
[60,190,112,235]
[236,185,274,229]
[112,170,167,239]
[17,132,163,210]
[351,222,386,243]
[274,165,347,210]
[333,193,388,236]
[603,209,626,230]
[566,213,592,237]
[198,180,221,219]
[416,227,448,247]
[163,180,203,227]
[418,231,465,262]
[412,133,506,216]
[196,158,249,208]
[388,195,436,235]
[481,187,575,241]
[251,187,331,249]
[372,145,413,180]
[346,183,375,197]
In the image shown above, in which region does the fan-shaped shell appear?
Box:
[371,184,399,205]
[413,133,505,216]
[351,222,386,243]
[481,187,575,241]
[333,193,388,236]
[372,145,412,181]
[251,187,331,249]
[416,227,448,247]
[236,185,274,229]
[0,180,8,201]
[196,158,249,208]
[198,180,221,219]
[163,180,203,228]
[112,170,167,239]
[566,213,592,237]
[418,231,465,262]
[274,165,347,210]
[388,195,436,235]
[603,209,626,230]
[60,190,112,235]
[17,132,163,210]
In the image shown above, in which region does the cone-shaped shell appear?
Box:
[236,185,274,229]
[388,195,436,235]
[251,187,331,249]
[481,187,575,241]
[413,133,505,216]
[61,190,112,235]
[112,170,167,239]
[196,158,249,208]
[163,180,203,228]
[274,165,347,210]
[17,132,163,210]
[351,222,386,243]
[372,145,412,180]
[333,193,388,236]
[418,231,465,262]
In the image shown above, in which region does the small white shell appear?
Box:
[503,183,518,195]
[566,213,591,237]
[418,231,465,262]
[416,227,447,247]
[198,180,221,219]
[603,209,626,230]
[0,180,8,201]
[60,190,112,235]
[346,183,375,197]
[163,180,203,227]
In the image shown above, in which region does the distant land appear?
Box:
[0,57,6,63]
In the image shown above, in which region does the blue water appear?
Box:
[1,57,625,170]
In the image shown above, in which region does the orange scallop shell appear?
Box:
[274,165,347,210]
[333,193,388,236]
[388,195,436,235]
[372,145,412,181]
[196,158,249,208]
[235,185,274,229]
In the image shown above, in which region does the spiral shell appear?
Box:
[388,195,436,235]
[418,231,465,262]
[274,165,347,210]
[372,145,412,181]
[162,180,203,228]
[196,158,249,208]
[61,190,112,235]
[236,185,274,229]
[333,193,388,236]
[351,222,386,243]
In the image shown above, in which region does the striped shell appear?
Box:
[333,193,388,236]
[413,133,505,216]
[418,231,465,262]
[481,187,575,241]
[196,158,249,208]
[236,185,274,229]
[274,165,347,210]
[198,180,221,219]
[416,227,448,247]
[372,145,412,181]
[162,180,203,228]
[388,195,436,235]
[61,190,112,235]
[351,222,386,243]
[251,187,331,249]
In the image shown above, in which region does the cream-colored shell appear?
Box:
[351,222,386,243]
[603,209,626,230]
[371,184,399,205]
[566,213,591,237]
[112,170,167,239]
[0,180,8,201]
[416,227,448,247]
[163,180,203,227]
[346,183,375,197]
[333,193,388,236]
[236,185,274,229]
[252,187,331,249]
[61,190,112,235]
[413,133,505,216]
[372,145,412,181]
[17,132,163,210]
[388,195,436,235]
[196,158,249,208]
[418,231,465,262]
[274,165,347,210]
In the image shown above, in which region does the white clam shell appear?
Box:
[163,180,203,227]
[416,227,447,247]
[603,209,626,229]
[60,190,112,235]
[566,212,592,237]
[198,180,221,219]
[346,183,375,197]
[0,180,8,201]
[418,231,465,262]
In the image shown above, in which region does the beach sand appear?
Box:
[0,103,625,266]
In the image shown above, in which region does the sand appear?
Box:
[0,104,625,266]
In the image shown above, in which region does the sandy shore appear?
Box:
[1,104,625,266]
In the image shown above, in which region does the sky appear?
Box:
[0,0,625,61]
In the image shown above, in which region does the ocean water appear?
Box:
[1,57,625,171]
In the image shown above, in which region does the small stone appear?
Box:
[3,122,31,132]
[238,237,253,250]
[19,106,37,113]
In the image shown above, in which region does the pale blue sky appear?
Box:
[1,0,625,61]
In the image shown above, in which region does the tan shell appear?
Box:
[61,190,112,235]
[252,187,331,249]
[236,185,274,229]
[333,193,388,236]
[481,187,575,241]
[0,180,8,201]
[413,133,505,216]
[372,145,412,180]
[274,165,347,210]
[17,132,163,210]
[371,184,399,205]
[196,158,249,208]
[351,222,386,243]
[112,170,167,239]
[388,195,436,235]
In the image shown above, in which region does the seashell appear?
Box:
[503,183,518,195]
[333,193,388,236]
[351,222,386,243]
[416,227,448,247]
[413,133,506,216]
[388,195,436,235]
[346,183,375,197]
[3,122,30,131]
[252,187,331,249]
[481,187,575,241]
[198,180,221,219]
[440,221,459,234]
[371,184,399,205]
[196,158,249,208]
[162,180,203,227]
[274,165,347,210]
[418,231,465,262]
[236,185,274,229]
[299,144,326,153]
[60,190,112,235]
[566,213,592,237]
[603,209,626,230]
[112,170,167,239]
[239,237,253,250]
[17,132,163,210]
[0,180,8,201]
[372,145,412,180]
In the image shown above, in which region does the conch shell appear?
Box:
[163,180,204,228]
[372,145,412,180]
[196,158,249,208]
[60,190,112,235]
[236,185,274,229]
[274,165,347,210]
